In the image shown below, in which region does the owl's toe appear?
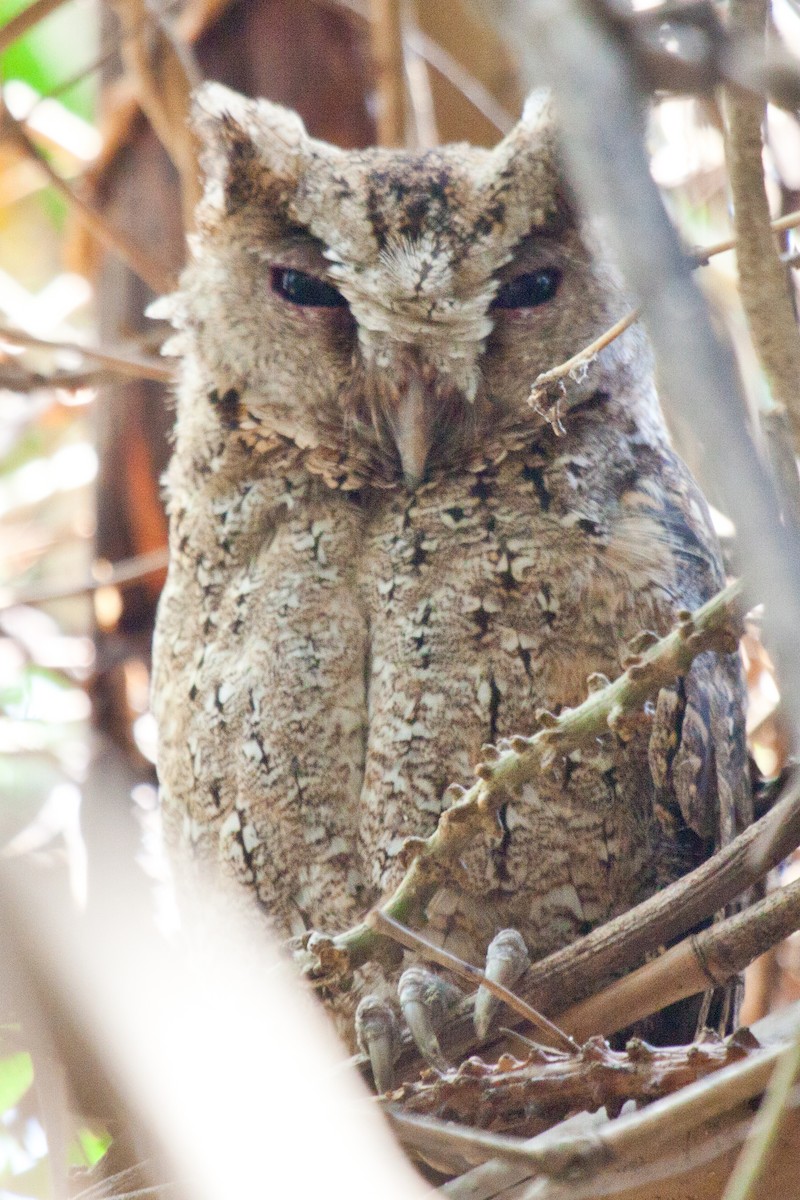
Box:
[474,928,531,1040]
[398,965,462,1072]
[355,994,400,1093]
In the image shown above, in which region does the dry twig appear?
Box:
[107,0,202,226]
[0,548,169,613]
[370,0,406,146]
[0,325,173,383]
[529,208,800,409]
[0,101,173,295]
[368,910,577,1053]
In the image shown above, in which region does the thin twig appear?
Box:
[0,0,69,53]
[370,0,406,146]
[108,0,202,226]
[311,0,515,133]
[0,102,173,295]
[0,325,173,383]
[0,364,112,392]
[0,548,169,613]
[528,308,639,407]
[368,910,577,1053]
[530,208,800,403]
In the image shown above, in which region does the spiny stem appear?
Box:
[330,579,743,971]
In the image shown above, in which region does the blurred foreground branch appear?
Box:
[108,0,202,226]
[0,101,173,295]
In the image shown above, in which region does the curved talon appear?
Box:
[355,994,400,1093]
[398,965,462,1072]
[474,928,531,1040]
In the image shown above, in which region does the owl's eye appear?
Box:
[491,269,561,310]
[271,267,348,308]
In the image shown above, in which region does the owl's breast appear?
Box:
[355,428,721,960]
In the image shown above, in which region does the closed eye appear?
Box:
[491,268,561,310]
[271,266,349,308]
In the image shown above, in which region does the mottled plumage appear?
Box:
[151,84,750,1055]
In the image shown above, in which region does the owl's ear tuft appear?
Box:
[519,89,555,138]
[192,82,310,215]
[483,89,565,232]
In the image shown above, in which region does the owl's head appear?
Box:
[164,83,650,490]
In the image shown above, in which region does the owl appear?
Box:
[150,82,750,1087]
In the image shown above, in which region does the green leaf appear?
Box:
[0,0,98,121]
[70,1125,111,1167]
[0,1052,33,1112]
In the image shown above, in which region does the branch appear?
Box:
[0,102,174,296]
[0,548,169,613]
[0,325,173,383]
[370,0,406,146]
[555,873,800,1044]
[528,209,800,410]
[725,0,800,454]
[107,0,202,227]
[722,1033,800,1200]
[391,1029,791,1192]
[0,0,69,53]
[299,580,743,978]
[390,1029,761,1136]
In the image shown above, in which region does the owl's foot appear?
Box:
[356,965,463,1092]
[474,928,531,1040]
[355,994,400,1094]
[399,965,463,1073]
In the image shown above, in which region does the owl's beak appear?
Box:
[390,376,434,490]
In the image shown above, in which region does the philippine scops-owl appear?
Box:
[151,83,750,1082]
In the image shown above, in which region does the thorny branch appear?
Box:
[391,1018,797,1191]
[390,1029,761,1136]
[371,820,800,1083]
[481,4,800,816]
[300,580,743,979]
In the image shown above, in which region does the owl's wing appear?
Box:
[649,649,751,857]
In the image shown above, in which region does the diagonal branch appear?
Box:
[108,0,202,227]
[304,580,743,977]
[0,0,70,52]
[0,324,173,383]
[0,101,174,295]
